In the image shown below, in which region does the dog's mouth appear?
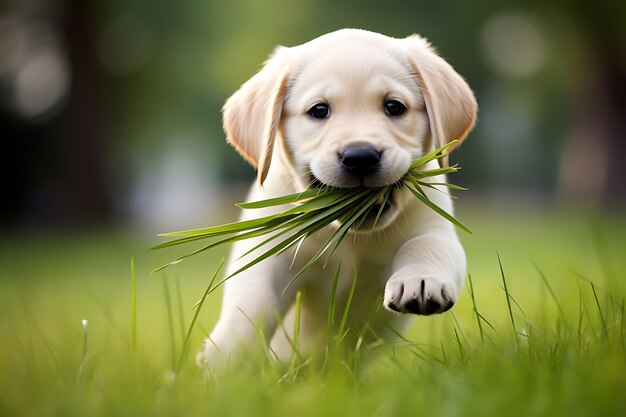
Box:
[308,175,398,232]
[361,194,393,227]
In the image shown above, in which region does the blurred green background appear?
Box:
[2,0,625,233]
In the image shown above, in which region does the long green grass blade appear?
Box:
[409,140,458,168]
[162,276,177,369]
[418,181,467,191]
[410,165,460,179]
[467,274,484,345]
[131,257,137,353]
[406,184,472,234]
[533,262,568,328]
[235,188,321,209]
[453,327,465,361]
[157,213,298,238]
[174,276,186,344]
[591,282,609,338]
[337,268,358,345]
[371,188,392,231]
[498,253,519,346]
[289,291,302,375]
[81,319,89,364]
[77,319,89,384]
[178,259,224,372]
[239,190,351,216]
[327,263,341,339]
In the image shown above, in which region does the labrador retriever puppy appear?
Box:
[197,29,477,367]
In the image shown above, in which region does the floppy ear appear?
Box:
[222,47,291,185]
[404,35,477,166]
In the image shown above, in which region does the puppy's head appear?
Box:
[223,29,477,230]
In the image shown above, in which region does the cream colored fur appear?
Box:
[197,29,477,367]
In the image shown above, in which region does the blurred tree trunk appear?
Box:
[558,3,626,204]
[61,0,111,221]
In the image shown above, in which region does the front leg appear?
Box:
[383,231,466,315]
[196,248,295,367]
[197,178,301,367]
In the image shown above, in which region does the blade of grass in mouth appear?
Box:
[151,140,471,281]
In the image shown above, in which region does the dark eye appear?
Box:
[384,100,406,116]
[308,103,330,119]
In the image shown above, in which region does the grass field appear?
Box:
[0,204,624,417]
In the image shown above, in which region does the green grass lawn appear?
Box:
[0,204,624,417]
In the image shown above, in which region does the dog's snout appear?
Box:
[340,145,381,176]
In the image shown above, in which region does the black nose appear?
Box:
[340,145,381,176]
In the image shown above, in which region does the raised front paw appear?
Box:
[383,275,457,315]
